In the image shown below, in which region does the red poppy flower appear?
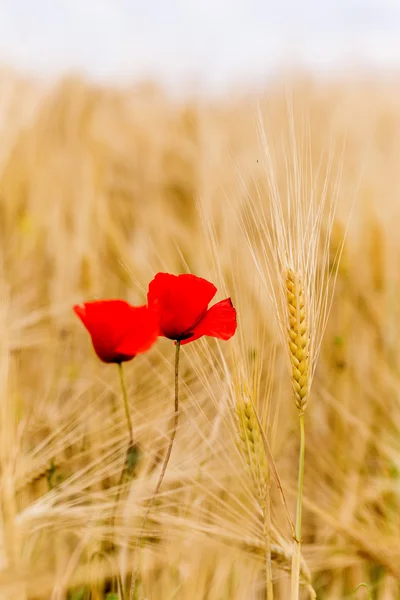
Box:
[74,300,159,363]
[147,273,237,344]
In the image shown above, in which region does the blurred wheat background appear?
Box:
[1,65,400,600]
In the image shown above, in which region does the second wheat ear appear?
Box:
[237,392,268,506]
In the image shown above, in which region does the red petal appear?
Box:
[147,273,217,340]
[73,304,87,324]
[73,301,159,363]
[180,298,237,345]
[116,305,159,356]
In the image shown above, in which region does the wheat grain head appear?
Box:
[236,385,268,507]
[239,102,346,407]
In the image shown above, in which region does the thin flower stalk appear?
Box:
[129,272,237,597]
[118,362,133,449]
[130,340,181,599]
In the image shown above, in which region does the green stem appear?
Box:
[103,363,134,600]
[129,341,181,600]
[118,362,133,448]
[263,502,274,600]
[291,411,305,600]
[263,465,274,600]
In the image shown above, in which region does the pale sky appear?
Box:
[0,0,399,91]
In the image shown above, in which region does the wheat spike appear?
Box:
[286,270,309,411]
[236,392,267,506]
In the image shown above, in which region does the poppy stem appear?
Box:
[129,340,181,600]
[118,362,133,448]
[101,364,135,600]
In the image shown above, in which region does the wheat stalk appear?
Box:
[285,269,308,599]
[238,107,345,600]
[235,381,275,598]
[235,383,308,599]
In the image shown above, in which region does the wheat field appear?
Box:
[0,70,400,599]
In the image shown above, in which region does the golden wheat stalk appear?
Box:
[239,107,341,600]
[236,396,316,599]
[239,109,345,599]
[236,384,305,599]
[285,269,308,600]
[235,383,275,598]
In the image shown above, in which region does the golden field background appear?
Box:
[1,69,400,599]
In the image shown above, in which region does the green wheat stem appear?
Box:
[291,411,305,600]
[264,499,274,599]
[103,363,135,600]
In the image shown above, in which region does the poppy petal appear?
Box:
[148,273,217,340]
[180,298,237,345]
[73,304,87,324]
[116,305,160,356]
[74,300,131,359]
[74,301,159,363]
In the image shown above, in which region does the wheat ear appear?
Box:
[236,394,274,597]
[236,396,268,505]
[286,270,309,411]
